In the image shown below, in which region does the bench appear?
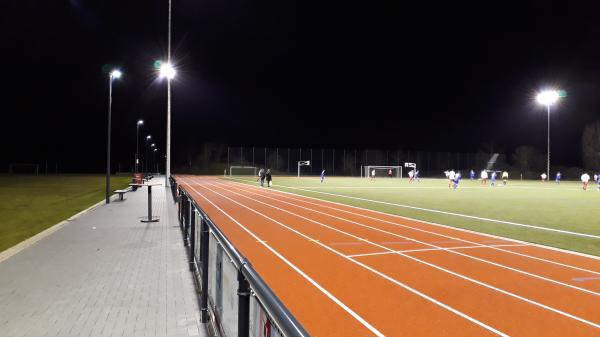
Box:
[114,189,129,201]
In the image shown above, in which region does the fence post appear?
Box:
[200,216,210,323]
[237,270,250,337]
[189,209,196,272]
[184,198,190,247]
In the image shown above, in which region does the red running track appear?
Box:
[176,176,600,337]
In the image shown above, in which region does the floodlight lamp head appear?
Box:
[110,69,122,79]
[151,143,155,147]
[159,62,176,80]
[536,90,559,106]
[137,120,144,125]
[146,135,151,140]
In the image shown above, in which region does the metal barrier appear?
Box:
[169,176,309,337]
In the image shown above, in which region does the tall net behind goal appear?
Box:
[363,165,402,178]
[229,166,257,177]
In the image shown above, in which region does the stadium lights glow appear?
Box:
[137,119,144,125]
[536,90,559,106]
[159,62,176,80]
[151,143,155,147]
[110,69,122,79]
[146,135,151,140]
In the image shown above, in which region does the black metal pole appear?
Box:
[106,76,112,204]
[200,217,209,323]
[237,270,250,337]
[147,185,152,221]
[189,209,196,271]
[184,199,190,246]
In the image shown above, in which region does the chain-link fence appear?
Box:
[174,145,509,178]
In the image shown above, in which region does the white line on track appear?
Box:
[227,178,600,240]
[347,244,528,258]
[224,179,600,275]
[201,180,600,329]
[214,181,600,297]
[180,181,386,337]
[180,178,510,337]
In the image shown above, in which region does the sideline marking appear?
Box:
[226,177,600,264]
[181,179,509,337]
[199,180,600,330]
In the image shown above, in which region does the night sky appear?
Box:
[3,1,600,172]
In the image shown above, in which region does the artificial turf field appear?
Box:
[224,176,600,256]
[0,175,131,253]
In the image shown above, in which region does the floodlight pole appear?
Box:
[546,104,551,179]
[106,74,113,204]
[135,121,143,174]
[165,0,172,187]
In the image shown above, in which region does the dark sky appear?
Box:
[2,1,600,172]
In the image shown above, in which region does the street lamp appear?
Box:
[536,89,561,180]
[135,120,144,174]
[153,148,158,173]
[145,135,151,175]
[157,62,176,186]
[106,69,122,204]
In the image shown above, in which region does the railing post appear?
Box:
[237,270,250,337]
[200,216,210,323]
[184,199,190,246]
[189,208,196,271]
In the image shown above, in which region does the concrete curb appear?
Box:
[0,198,108,264]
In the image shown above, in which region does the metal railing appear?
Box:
[169,176,309,337]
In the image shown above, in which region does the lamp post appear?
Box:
[135,120,144,174]
[158,62,175,185]
[150,143,156,174]
[145,135,152,175]
[153,148,158,173]
[106,69,122,204]
[536,90,561,180]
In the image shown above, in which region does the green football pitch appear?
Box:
[224,176,600,256]
[0,175,131,253]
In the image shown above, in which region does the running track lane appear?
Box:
[176,176,600,337]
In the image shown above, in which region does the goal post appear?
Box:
[229,166,257,177]
[364,165,402,179]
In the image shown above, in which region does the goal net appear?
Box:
[363,165,402,178]
[229,166,257,177]
[8,163,39,175]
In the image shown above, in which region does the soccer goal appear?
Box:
[229,166,257,177]
[8,163,39,175]
[363,165,402,178]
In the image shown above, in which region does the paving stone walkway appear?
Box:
[0,177,206,337]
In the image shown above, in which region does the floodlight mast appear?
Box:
[106,69,121,204]
[536,90,561,179]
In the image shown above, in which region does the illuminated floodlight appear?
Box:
[146,135,152,140]
[110,69,122,79]
[536,90,559,106]
[137,119,144,125]
[159,62,176,80]
[151,143,155,147]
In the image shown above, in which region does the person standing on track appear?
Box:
[556,172,562,184]
[480,170,488,185]
[490,171,497,187]
[266,169,272,187]
[320,169,326,183]
[258,168,265,187]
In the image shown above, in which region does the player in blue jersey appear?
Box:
[469,169,475,180]
[453,172,461,189]
[555,172,561,184]
[597,174,600,191]
[320,169,326,183]
[490,171,497,187]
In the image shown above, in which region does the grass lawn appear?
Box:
[0,175,131,253]
[224,176,600,256]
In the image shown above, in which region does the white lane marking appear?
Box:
[217,181,600,297]
[226,177,600,268]
[205,180,600,329]
[573,276,600,282]
[348,244,528,258]
[180,181,385,337]
[181,179,509,337]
